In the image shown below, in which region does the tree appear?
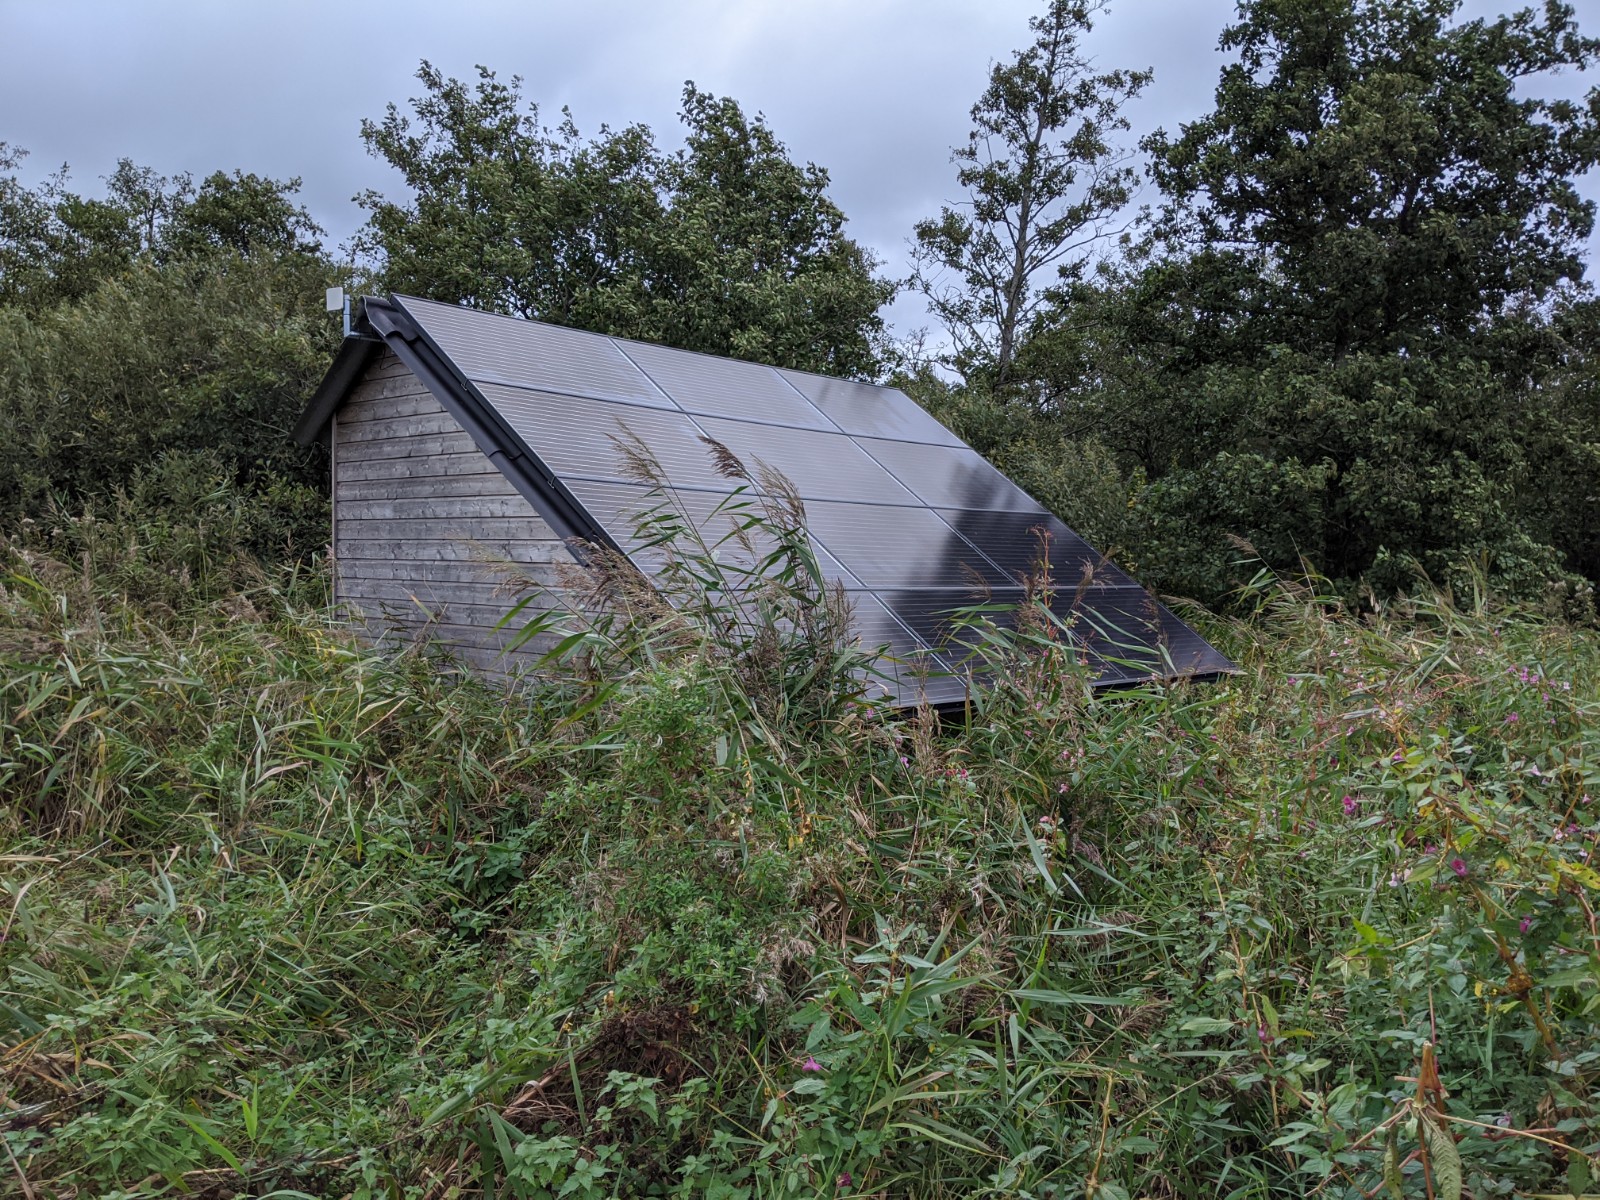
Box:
[910,0,1148,386]
[358,64,892,377]
[1018,0,1600,606]
[0,151,338,556]
[0,149,325,310]
[1146,0,1600,361]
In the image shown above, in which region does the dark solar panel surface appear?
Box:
[396,295,1234,702]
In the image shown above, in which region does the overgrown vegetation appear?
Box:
[5,1,1600,1195]
[5,470,1600,1198]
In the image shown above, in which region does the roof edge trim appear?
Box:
[292,325,383,446]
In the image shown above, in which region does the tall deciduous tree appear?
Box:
[910,0,1148,386]
[358,64,892,377]
[1012,0,1600,606]
[1146,0,1600,361]
[0,148,326,311]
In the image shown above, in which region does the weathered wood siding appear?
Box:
[332,349,574,678]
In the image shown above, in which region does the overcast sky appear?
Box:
[2,0,1594,338]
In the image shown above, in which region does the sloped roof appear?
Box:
[297,294,1235,704]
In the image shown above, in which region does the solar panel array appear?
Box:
[395,295,1234,703]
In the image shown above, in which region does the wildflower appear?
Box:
[1495,1113,1513,1129]
[1038,815,1058,834]
[1391,749,1405,763]
[1450,858,1468,878]
[1519,917,1532,934]
[1257,1025,1274,1045]
[1424,844,1437,856]
[1505,712,1520,724]
[802,1057,822,1073]
[836,1173,853,1189]
[1057,782,1069,795]
[1342,795,1358,817]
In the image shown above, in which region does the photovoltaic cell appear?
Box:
[693,417,922,506]
[617,340,839,430]
[857,439,1046,512]
[403,296,674,408]
[387,295,1236,701]
[776,370,964,447]
[802,502,1008,590]
[560,479,863,591]
[935,509,1139,591]
[475,384,731,491]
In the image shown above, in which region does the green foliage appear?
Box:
[359,64,893,375]
[924,0,1600,608]
[0,147,326,312]
[7,494,1600,1196]
[1146,0,1598,357]
[910,0,1148,385]
[0,149,338,561]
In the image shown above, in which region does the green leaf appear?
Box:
[1421,1117,1461,1200]
[1179,1016,1235,1036]
[1569,1153,1592,1197]
[178,1115,241,1173]
[1382,1126,1404,1199]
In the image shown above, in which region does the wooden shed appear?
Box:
[293,295,1233,703]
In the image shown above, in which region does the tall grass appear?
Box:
[3,475,1600,1199]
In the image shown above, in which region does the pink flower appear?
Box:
[836,1173,853,1189]
[1342,795,1358,817]
[1519,917,1532,934]
[1450,858,1468,878]
[802,1057,822,1073]
[1505,712,1520,724]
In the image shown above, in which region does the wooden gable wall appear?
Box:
[331,349,575,678]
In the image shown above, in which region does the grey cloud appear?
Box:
[1,0,1593,339]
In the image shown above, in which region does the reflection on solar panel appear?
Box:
[359,295,1235,703]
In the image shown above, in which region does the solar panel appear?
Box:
[693,417,922,506]
[619,340,839,431]
[387,295,1235,702]
[474,384,730,492]
[776,369,965,447]
[933,509,1139,591]
[857,438,1046,511]
[401,296,673,408]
